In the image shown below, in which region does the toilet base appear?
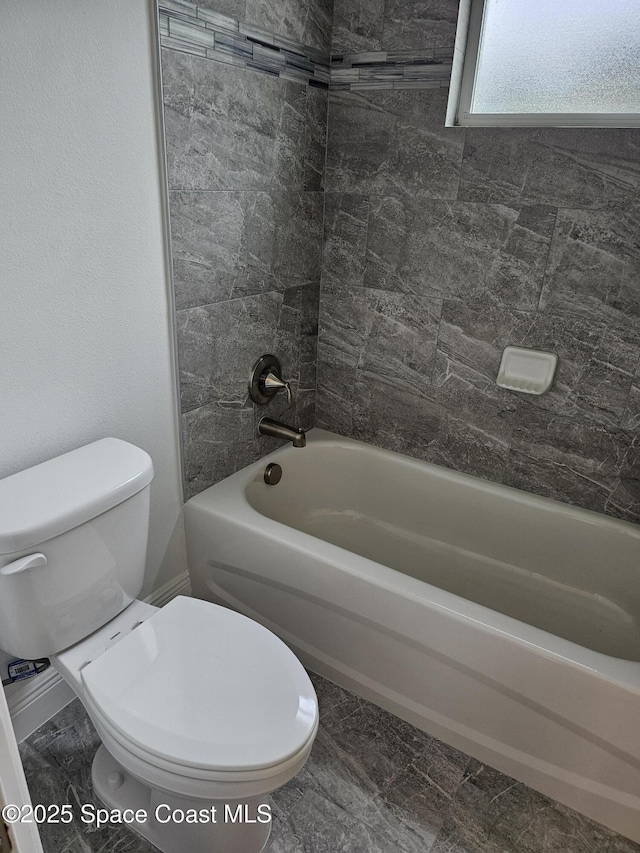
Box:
[92,745,272,853]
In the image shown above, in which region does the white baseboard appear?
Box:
[8,670,76,745]
[8,571,192,743]
[146,569,192,608]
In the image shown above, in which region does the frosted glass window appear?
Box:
[453,0,640,125]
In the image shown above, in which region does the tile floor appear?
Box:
[18,672,640,853]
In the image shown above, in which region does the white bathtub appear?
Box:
[185,429,640,841]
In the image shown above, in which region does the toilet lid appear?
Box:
[81,596,318,773]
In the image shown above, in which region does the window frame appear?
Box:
[451,0,640,128]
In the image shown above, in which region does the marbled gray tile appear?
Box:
[318,282,441,395]
[177,287,307,411]
[331,0,384,54]
[427,412,511,484]
[21,674,640,853]
[316,279,445,454]
[326,89,464,199]
[505,408,632,515]
[269,770,309,836]
[268,788,396,853]
[622,382,640,431]
[19,700,160,853]
[435,302,529,395]
[606,440,640,525]
[322,193,370,289]
[170,191,244,308]
[569,321,640,427]
[242,192,323,291]
[351,375,445,462]
[269,690,468,853]
[305,87,329,191]
[182,402,255,498]
[182,401,311,499]
[364,197,556,308]
[318,699,432,794]
[314,351,356,435]
[362,762,459,851]
[245,0,333,54]
[437,301,640,429]
[346,348,511,484]
[178,284,316,493]
[171,192,322,398]
[539,206,640,328]
[430,348,517,445]
[459,128,640,208]
[162,49,317,190]
[271,285,309,385]
[319,699,469,852]
[313,0,640,533]
[300,280,320,392]
[383,0,460,50]
[162,0,640,541]
[19,699,99,800]
[317,208,640,517]
[307,670,364,722]
[176,306,217,412]
[432,760,618,853]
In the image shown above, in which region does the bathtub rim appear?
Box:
[247,429,640,540]
[185,428,640,688]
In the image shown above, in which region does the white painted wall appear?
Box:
[0,1,187,721]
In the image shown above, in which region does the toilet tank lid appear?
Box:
[0,439,154,555]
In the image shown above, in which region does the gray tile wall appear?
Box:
[164,0,640,525]
[331,0,458,55]
[161,4,328,498]
[317,0,640,524]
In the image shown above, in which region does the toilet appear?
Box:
[0,438,318,853]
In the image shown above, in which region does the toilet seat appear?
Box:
[80,596,318,779]
[86,693,317,800]
[85,692,317,783]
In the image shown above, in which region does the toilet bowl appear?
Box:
[55,596,318,853]
[0,439,318,853]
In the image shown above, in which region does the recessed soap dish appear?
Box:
[496,346,558,395]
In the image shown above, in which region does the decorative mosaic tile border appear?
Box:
[331,49,453,91]
[158,0,330,88]
[158,1,453,91]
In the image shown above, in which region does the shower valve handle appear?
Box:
[264,372,292,406]
[249,354,294,407]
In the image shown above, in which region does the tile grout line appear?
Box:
[535,206,560,313]
[312,89,332,417]
[175,282,320,316]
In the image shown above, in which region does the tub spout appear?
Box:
[258,417,306,448]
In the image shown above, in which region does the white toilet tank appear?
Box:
[0,439,154,659]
